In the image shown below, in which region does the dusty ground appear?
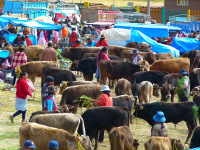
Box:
[0,74,190,150]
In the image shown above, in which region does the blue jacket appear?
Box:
[86,40,96,47]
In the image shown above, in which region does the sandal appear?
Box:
[10,115,14,123]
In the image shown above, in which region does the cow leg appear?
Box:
[83,74,89,81]
[94,130,99,150]
[185,121,196,144]
[72,103,79,114]
[88,74,93,81]
[170,90,175,103]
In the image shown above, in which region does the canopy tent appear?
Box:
[101,28,180,58]
[0,18,10,27]
[170,38,200,54]
[34,16,54,24]
[0,50,10,58]
[114,22,182,37]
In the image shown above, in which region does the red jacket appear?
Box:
[96,51,110,66]
[72,43,79,47]
[69,31,78,43]
[96,39,109,47]
[25,37,33,46]
[97,93,113,106]
[16,78,32,99]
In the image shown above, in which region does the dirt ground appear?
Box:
[0,75,191,150]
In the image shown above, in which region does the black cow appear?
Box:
[161,73,180,102]
[190,126,200,149]
[78,107,129,150]
[133,102,197,144]
[131,71,169,85]
[70,56,122,81]
[182,50,200,70]
[41,66,76,87]
[189,69,200,91]
[192,94,200,124]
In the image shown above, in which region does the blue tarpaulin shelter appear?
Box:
[114,22,182,37]
[170,38,200,54]
[0,50,10,58]
[0,18,10,27]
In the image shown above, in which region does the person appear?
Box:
[130,49,143,64]
[41,76,54,108]
[188,30,194,38]
[13,34,21,46]
[14,36,27,47]
[11,44,28,86]
[23,27,29,35]
[7,25,17,34]
[23,140,36,150]
[86,38,96,47]
[62,24,69,40]
[65,16,71,25]
[37,29,48,46]
[167,37,172,45]
[69,28,78,47]
[10,72,32,123]
[48,140,59,150]
[54,14,59,23]
[52,30,59,45]
[72,40,81,47]
[176,69,190,102]
[80,25,91,37]
[0,28,10,39]
[43,85,58,111]
[96,26,102,35]
[194,32,199,39]
[41,41,57,61]
[96,34,109,47]
[88,25,92,31]
[73,15,78,24]
[91,27,98,41]
[95,47,110,81]
[0,36,8,49]
[151,111,168,137]
[92,85,113,142]
[25,33,33,46]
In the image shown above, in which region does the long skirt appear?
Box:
[38,37,47,46]
[95,67,101,80]
[15,97,27,111]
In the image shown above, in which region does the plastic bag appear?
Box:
[27,80,35,93]
[2,59,11,69]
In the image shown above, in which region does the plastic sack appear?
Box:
[27,80,35,93]
[2,59,11,69]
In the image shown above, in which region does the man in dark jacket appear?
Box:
[13,34,21,46]
[7,25,17,34]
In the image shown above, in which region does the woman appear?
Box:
[176,69,190,102]
[23,27,29,35]
[37,29,48,46]
[43,85,58,111]
[95,47,110,81]
[69,28,78,47]
[151,111,168,137]
[10,72,32,123]
[96,34,109,47]
[52,30,59,45]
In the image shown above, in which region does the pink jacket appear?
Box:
[37,31,48,42]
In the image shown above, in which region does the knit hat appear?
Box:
[46,76,54,82]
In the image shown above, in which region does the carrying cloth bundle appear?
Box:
[176,76,190,102]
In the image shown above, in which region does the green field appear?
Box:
[0,75,191,150]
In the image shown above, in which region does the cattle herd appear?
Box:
[13,43,200,150]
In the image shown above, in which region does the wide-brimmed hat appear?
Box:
[24,140,36,149]
[48,140,59,149]
[153,111,166,122]
[100,85,111,92]
[130,49,139,55]
[47,85,57,93]
[100,34,105,39]
[178,69,188,75]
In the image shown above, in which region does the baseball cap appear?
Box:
[48,140,59,149]
[24,140,36,148]
[46,76,54,82]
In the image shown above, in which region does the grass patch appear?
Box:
[0,131,19,140]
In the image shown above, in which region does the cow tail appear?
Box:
[147,82,150,103]
[79,116,86,136]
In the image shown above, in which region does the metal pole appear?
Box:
[147,0,150,16]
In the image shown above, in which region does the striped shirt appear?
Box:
[11,51,27,68]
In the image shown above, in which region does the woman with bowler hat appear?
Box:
[130,49,143,64]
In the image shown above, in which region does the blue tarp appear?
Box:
[128,30,180,58]
[0,18,10,27]
[170,38,200,54]
[190,148,200,150]
[0,50,10,58]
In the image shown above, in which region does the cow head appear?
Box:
[75,135,92,150]
[170,139,184,150]
[133,104,145,118]
[153,84,162,98]
[59,81,67,94]
[137,60,150,71]
[70,60,79,71]
[161,84,175,101]
[60,47,70,58]
[57,104,73,113]
[190,86,200,96]
[139,42,152,52]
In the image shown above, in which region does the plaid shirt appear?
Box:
[11,51,27,68]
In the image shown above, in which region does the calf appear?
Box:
[137,60,150,71]
[115,78,131,96]
[134,102,197,143]
[138,81,153,104]
[19,122,92,150]
[109,126,139,150]
[190,126,200,149]
[78,107,129,150]
[125,41,139,49]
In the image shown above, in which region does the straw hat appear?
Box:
[100,34,105,39]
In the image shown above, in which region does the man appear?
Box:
[11,44,27,86]
[23,140,36,150]
[48,140,59,150]
[80,25,91,37]
[13,34,21,46]
[88,25,92,31]
[7,25,17,34]
[130,49,143,64]
[25,33,33,46]
[41,76,54,108]
[86,38,96,47]
[72,40,81,47]
[41,41,57,61]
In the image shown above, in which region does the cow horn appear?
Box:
[139,106,143,110]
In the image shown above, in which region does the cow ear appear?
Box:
[75,136,80,141]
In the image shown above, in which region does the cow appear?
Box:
[131,71,169,85]
[15,61,57,84]
[137,60,150,71]
[19,122,92,150]
[108,46,132,57]
[160,73,180,102]
[59,81,98,94]
[78,107,129,150]
[82,53,122,61]
[41,66,76,87]
[61,47,102,61]
[125,41,139,49]
[30,113,85,135]
[150,58,190,73]
[133,102,197,144]
[138,81,153,104]
[182,50,200,70]
[191,55,200,70]
[190,126,200,149]
[115,78,131,96]
[189,68,200,91]
[192,93,200,124]
[109,126,139,150]
[60,84,103,113]
[98,60,141,85]
[139,42,152,52]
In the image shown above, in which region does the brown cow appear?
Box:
[109,126,139,150]
[137,60,150,71]
[139,81,153,104]
[139,42,152,52]
[15,61,57,84]
[125,41,140,49]
[115,78,131,96]
[19,122,92,150]
[108,46,132,57]
[61,47,102,61]
[150,58,190,73]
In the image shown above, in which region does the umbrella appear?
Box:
[34,16,54,24]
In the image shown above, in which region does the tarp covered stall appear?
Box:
[4,34,37,45]
[101,28,180,58]
[0,18,10,27]
[0,50,10,58]
[170,38,200,54]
